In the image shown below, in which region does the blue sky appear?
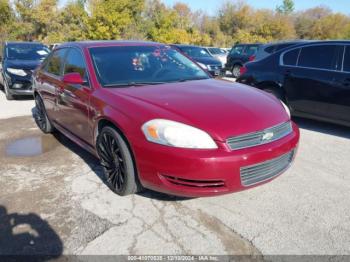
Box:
[162,0,349,15]
[58,0,349,15]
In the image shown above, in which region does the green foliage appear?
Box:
[1,0,350,46]
[276,0,295,15]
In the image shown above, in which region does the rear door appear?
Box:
[282,44,339,119]
[36,48,68,121]
[227,45,245,67]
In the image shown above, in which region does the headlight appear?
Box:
[197,62,208,70]
[7,68,27,76]
[281,101,291,119]
[142,119,217,149]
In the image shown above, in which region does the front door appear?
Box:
[56,48,92,145]
[283,44,340,119]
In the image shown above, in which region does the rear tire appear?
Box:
[97,126,141,196]
[34,94,54,133]
[232,64,241,78]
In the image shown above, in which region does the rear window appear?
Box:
[265,46,275,54]
[298,45,337,70]
[283,48,300,66]
[343,46,350,72]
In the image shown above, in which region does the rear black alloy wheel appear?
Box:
[97,126,140,196]
[35,95,54,133]
[232,64,241,78]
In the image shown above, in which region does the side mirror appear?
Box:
[62,73,84,85]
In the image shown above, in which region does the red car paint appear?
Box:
[34,41,299,197]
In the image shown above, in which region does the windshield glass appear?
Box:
[179,46,211,58]
[89,45,209,87]
[7,44,50,60]
[208,48,226,55]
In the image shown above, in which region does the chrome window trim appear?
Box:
[280,43,350,73]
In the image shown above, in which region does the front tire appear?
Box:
[4,80,14,100]
[34,95,54,133]
[97,126,140,196]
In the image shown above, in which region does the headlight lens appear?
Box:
[281,101,291,119]
[197,62,208,70]
[7,68,27,76]
[142,119,217,149]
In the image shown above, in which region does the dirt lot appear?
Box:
[0,91,350,257]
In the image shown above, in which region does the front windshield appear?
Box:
[7,44,50,60]
[89,45,209,87]
[208,48,226,55]
[179,46,212,58]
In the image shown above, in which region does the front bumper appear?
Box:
[5,73,34,96]
[131,122,300,197]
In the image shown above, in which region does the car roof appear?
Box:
[6,41,44,45]
[59,40,164,49]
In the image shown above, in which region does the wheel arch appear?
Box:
[94,117,143,187]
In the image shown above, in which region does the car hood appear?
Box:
[5,59,42,70]
[110,79,290,142]
[192,57,221,66]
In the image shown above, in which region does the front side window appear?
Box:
[89,45,209,87]
[343,46,350,72]
[298,45,337,70]
[64,48,87,81]
[283,48,300,66]
[7,44,50,61]
[45,49,67,76]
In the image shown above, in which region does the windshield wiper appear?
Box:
[173,77,209,83]
[104,81,166,88]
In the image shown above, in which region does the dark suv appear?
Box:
[0,42,49,100]
[237,41,350,127]
[226,44,261,78]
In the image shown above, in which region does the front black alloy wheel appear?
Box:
[97,126,140,196]
[34,95,54,133]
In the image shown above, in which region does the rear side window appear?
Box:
[298,45,337,70]
[343,46,350,72]
[46,49,67,76]
[283,48,300,66]
[230,46,244,55]
[64,48,87,81]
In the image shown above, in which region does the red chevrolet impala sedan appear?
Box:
[33,41,299,197]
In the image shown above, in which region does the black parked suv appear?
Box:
[237,41,350,127]
[171,44,223,77]
[226,43,261,78]
[0,42,49,100]
[254,40,309,61]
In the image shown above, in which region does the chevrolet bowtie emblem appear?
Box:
[262,132,274,141]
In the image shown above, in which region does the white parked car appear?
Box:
[203,47,227,67]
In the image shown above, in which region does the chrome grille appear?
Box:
[208,65,222,70]
[227,121,293,150]
[240,150,295,187]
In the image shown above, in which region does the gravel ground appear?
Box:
[0,89,349,258]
